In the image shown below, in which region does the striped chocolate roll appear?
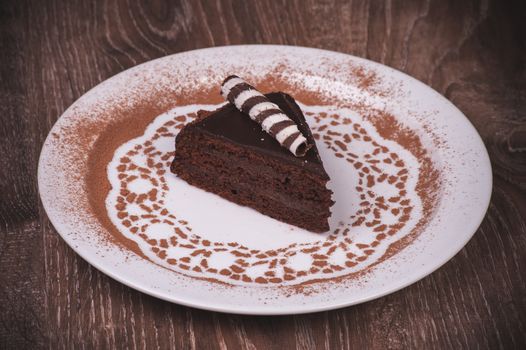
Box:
[220,75,311,157]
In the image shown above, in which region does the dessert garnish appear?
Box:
[221,75,312,157]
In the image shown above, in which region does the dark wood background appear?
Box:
[1,0,525,348]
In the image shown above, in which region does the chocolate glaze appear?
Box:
[186,92,329,180]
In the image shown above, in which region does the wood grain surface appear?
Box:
[1,0,525,348]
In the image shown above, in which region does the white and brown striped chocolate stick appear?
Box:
[220,75,312,157]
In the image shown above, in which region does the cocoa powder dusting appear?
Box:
[366,111,440,262]
[60,61,442,293]
[87,103,167,260]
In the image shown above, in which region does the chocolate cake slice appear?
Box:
[171,92,333,232]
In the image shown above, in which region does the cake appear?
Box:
[171,78,333,232]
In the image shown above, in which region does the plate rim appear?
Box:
[38,44,493,315]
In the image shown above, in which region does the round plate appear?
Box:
[38,45,492,315]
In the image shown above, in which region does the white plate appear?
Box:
[38,45,492,315]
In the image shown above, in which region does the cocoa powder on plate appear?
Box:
[79,67,440,290]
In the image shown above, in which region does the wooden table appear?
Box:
[1,0,525,348]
